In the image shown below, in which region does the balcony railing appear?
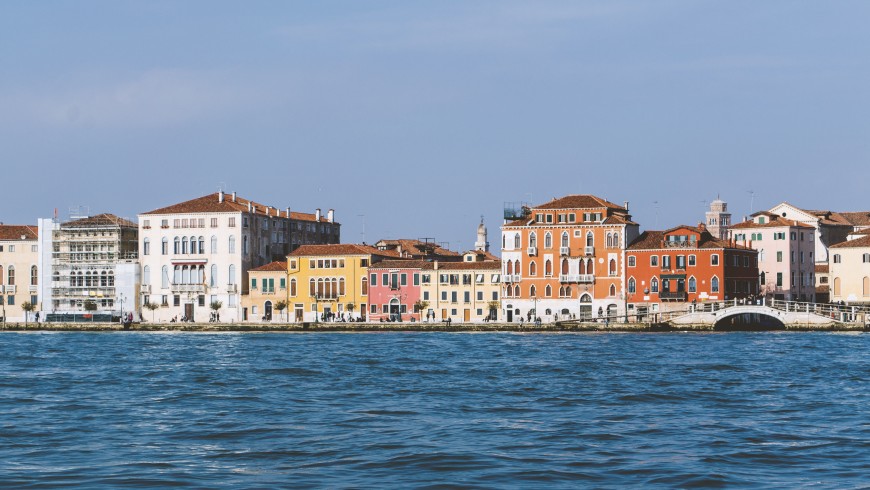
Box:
[584,246,594,256]
[171,284,205,293]
[513,274,521,283]
[663,240,697,248]
[29,285,38,293]
[660,291,688,301]
[560,247,570,256]
[527,247,537,256]
[502,274,514,283]
[141,284,152,294]
[559,274,580,283]
[578,274,594,283]
[2,285,16,294]
[227,284,238,293]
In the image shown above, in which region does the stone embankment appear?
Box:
[1,321,867,332]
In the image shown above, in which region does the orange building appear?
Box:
[500,195,640,322]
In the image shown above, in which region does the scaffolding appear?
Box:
[50,214,138,311]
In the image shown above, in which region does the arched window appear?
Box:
[565,286,571,297]
[502,235,506,250]
[0,265,4,285]
[309,278,316,296]
[561,232,569,248]
[612,232,620,248]
[161,266,169,289]
[143,265,151,285]
[514,260,521,276]
[7,265,14,285]
[198,236,205,254]
[587,259,594,275]
[561,258,569,275]
[628,277,636,294]
[559,286,565,297]
[243,236,248,255]
[544,259,552,276]
[506,261,513,275]
[651,277,659,293]
[210,264,218,287]
[182,266,190,285]
[608,259,616,276]
[609,284,616,296]
[530,285,537,297]
[291,278,298,296]
[162,237,168,255]
[833,277,840,297]
[688,276,696,293]
[545,285,552,297]
[514,234,521,249]
[31,266,38,286]
[586,231,594,247]
[143,237,150,256]
[529,232,537,248]
[711,276,720,293]
[339,278,346,296]
[529,261,537,276]
[229,235,236,254]
[211,236,218,254]
[228,264,236,285]
[606,232,613,248]
[579,259,586,275]
[189,237,196,255]
[514,285,520,297]
[544,232,552,249]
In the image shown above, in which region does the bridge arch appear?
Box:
[713,309,785,331]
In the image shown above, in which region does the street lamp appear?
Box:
[117,293,126,323]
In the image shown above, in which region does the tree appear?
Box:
[275,300,288,321]
[210,300,223,322]
[21,301,35,327]
[83,300,98,322]
[414,300,430,320]
[487,300,500,321]
[346,302,355,320]
[145,302,160,322]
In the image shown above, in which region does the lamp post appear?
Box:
[532,295,537,321]
[314,293,322,323]
[117,293,126,323]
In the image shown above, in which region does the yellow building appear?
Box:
[242,261,288,322]
[287,244,400,322]
[421,252,502,322]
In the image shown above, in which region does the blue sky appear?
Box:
[2,1,869,251]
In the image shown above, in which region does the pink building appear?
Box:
[367,260,427,322]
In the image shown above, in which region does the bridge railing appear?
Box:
[768,299,869,324]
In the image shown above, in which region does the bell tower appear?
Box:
[706,196,731,240]
[475,216,489,252]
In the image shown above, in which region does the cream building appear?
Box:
[0,225,39,323]
[422,253,501,322]
[138,191,339,323]
[829,234,870,305]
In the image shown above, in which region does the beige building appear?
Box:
[0,225,40,323]
[829,234,870,305]
[422,252,501,322]
[242,261,288,322]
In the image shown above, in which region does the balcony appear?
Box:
[227,284,238,293]
[559,274,580,283]
[660,291,688,301]
[502,274,514,283]
[584,246,594,256]
[560,246,570,256]
[513,274,521,283]
[141,284,152,294]
[578,274,594,283]
[29,285,38,293]
[527,246,537,256]
[2,285,16,294]
[171,284,206,293]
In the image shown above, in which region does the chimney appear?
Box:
[624,201,629,212]
[315,208,321,221]
[218,191,224,203]
[286,207,291,218]
[434,260,439,270]
[247,202,252,212]
[232,192,237,202]
[327,209,334,223]
[266,206,271,215]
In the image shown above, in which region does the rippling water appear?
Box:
[1,332,868,488]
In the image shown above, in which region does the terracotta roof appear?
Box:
[829,234,870,249]
[816,285,830,293]
[141,192,332,223]
[368,260,431,270]
[373,239,461,258]
[534,195,625,211]
[62,213,137,228]
[730,217,814,230]
[837,212,870,227]
[463,250,501,261]
[288,244,401,258]
[814,264,829,273]
[628,227,754,251]
[250,261,287,272]
[0,225,38,241]
[434,261,501,271]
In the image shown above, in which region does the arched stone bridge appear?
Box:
[667,304,844,329]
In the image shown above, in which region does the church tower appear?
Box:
[475,217,489,252]
[706,197,731,240]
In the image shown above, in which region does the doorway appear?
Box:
[184,303,194,322]
[264,301,273,321]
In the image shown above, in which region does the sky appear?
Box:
[2,1,869,252]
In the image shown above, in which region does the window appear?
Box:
[143,238,150,255]
[711,254,719,266]
[676,255,686,269]
[464,292,470,303]
[251,278,258,290]
[545,285,552,297]
[628,277,636,293]
[651,277,659,293]
[229,264,236,285]
[688,255,696,266]
[7,266,14,285]
[529,261,537,276]
[210,236,218,253]
[863,253,870,263]
[688,277,696,293]
[210,264,218,287]
[544,232,552,249]
[776,272,783,287]
[229,236,236,254]
[711,276,720,293]
[514,234,521,249]
[661,256,671,269]
[545,260,552,277]
[628,256,636,267]
[777,251,783,263]
[833,254,841,264]
[162,238,168,255]
[651,256,658,267]
[530,285,536,297]
[30,266,38,286]
[529,232,537,248]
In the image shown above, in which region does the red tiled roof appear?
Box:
[434,261,501,271]
[628,228,754,251]
[837,212,870,227]
[463,250,501,261]
[250,261,287,272]
[62,213,137,228]
[141,192,332,223]
[288,244,402,257]
[534,194,625,211]
[730,217,814,230]
[829,234,870,249]
[374,239,461,258]
[814,264,829,273]
[0,225,38,241]
[368,260,431,270]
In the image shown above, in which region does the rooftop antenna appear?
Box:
[357,214,366,243]
[653,201,660,229]
[217,182,226,193]
[747,190,755,215]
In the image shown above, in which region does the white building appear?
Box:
[1,225,39,323]
[137,191,339,323]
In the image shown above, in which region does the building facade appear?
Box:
[138,191,339,323]
[422,255,501,322]
[828,234,870,305]
[729,212,816,301]
[242,261,288,322]
[0,225,39,323]
[767,203,852,264]
[626,225,759,316]
[367,260,426,322]
[38,214,139,321]
[705,197,732,240]
[501,195,640,322]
